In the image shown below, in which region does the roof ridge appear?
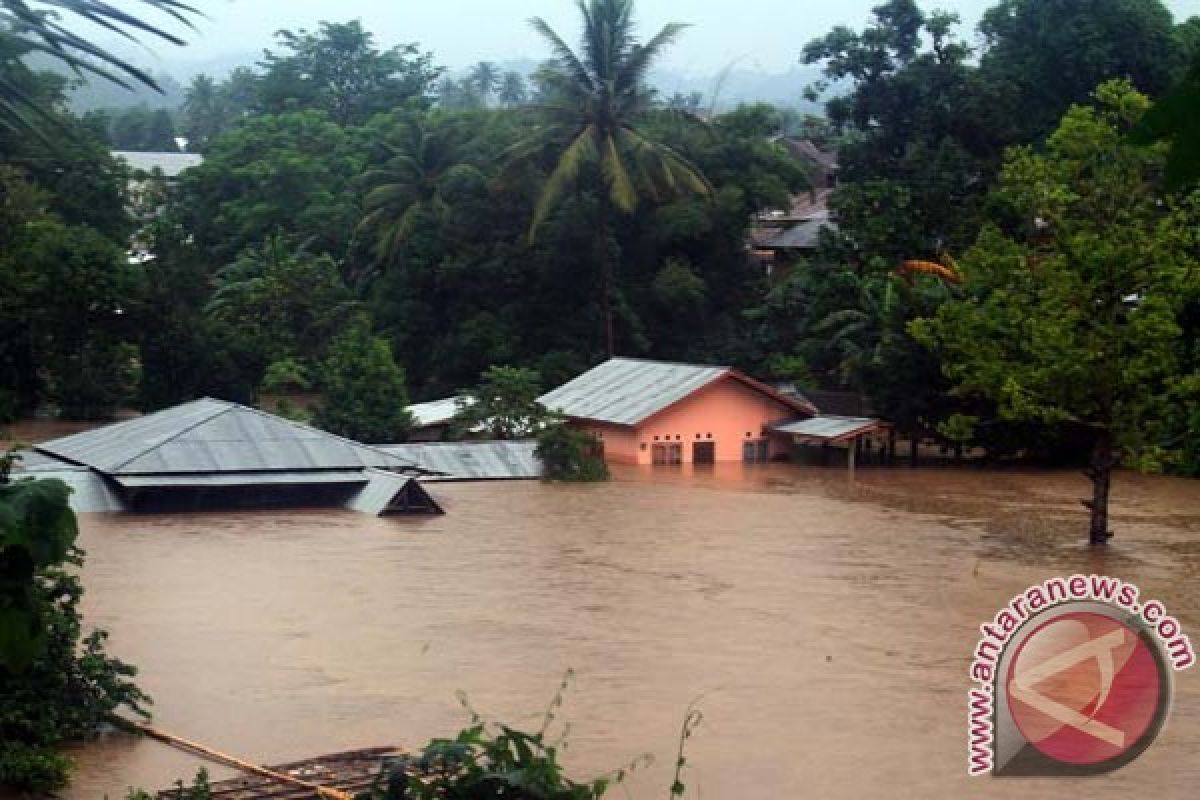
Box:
[606,355,731,370]
[230,401,420,469]
[109,398,234,471]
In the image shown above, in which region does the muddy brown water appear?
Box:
[37,465,1200,797]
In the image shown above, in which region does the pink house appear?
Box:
[538,358,816,465]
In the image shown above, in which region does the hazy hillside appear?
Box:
[59,49,825,114]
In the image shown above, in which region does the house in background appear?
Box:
[538,358,817,465]
[749,138,841,280]
[406,396,467,441]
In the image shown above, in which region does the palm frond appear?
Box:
[0,1,201,134]
[529,124,599,240]
[619,22,689,93]
[529,16,594,92]
[600,132,637,213]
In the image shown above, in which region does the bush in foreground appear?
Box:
[0,474,150,794]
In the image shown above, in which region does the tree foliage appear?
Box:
[315,317,414,443]
[911,81,1200,541]
[454,366,547,440]
[0,477,148,793]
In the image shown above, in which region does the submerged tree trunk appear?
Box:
[1083,431,1118,546]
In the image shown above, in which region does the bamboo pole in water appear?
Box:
[131,722,356,800]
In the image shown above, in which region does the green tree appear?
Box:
[535,423,609,482]
[468,61,500,106]
[0,476,149,793]
[181,73,225,149]
[358,112,485,266]
[256,21,441,125]
[497,71,528,107]
[454,365,547,439]
[315,316,414,443]
[0,178,144,419]
[803,0,1011,262]
[177,110,365,260]
[511,0,713,356]
[205,236,358,385]
[1132,51,1200,190]
[980,0,1182,141]
[911,81,1200,545]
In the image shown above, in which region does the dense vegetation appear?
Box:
[0,467,150,792]
[1,0,1197,528]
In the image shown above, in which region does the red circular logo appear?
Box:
[1006,612,1164,766]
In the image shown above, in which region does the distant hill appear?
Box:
[53,49,827,115]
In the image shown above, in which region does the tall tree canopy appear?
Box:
[510,0,713,355]
[979,0,1182,140]
[911,81,1200,543]
[256,21,441,126]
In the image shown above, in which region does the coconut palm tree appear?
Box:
[181,73,224,148]
[497,70,528,107]
[468,61,500,107]
[0,1,199,131]
[509,0,712,356]
[358,115,484,266]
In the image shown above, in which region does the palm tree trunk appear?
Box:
[1083,430,1117,546]
[597,195,615,357]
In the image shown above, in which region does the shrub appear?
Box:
[535,423,609,482]
[260,358,313,394]
[0,477,149,794]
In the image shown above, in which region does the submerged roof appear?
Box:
[345,469,443,515]
[538,358,814,427]
[377,440,541,481]
[771,415,887,442]
[35,398,416,476]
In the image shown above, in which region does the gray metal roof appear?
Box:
[407,396,466,428]
[345,469,442,515]
[7,469,127,513]
[538,358,731,426]
[771,415,884,441]
[764,217,837,250]
[377,440,541,481]
[539,358,813,426]
[8,449,87,472]
[112,150,204,177]
[113,471,370,489]
[35,398,416,475]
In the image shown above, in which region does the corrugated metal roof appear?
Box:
[7,469,127,513]
[538,358,731,426]
[114,471,370,489]
[112,150,204,177]
[8,449,87,472]
[35,398,417,475]
[407,397,466,428]
[344,469,442,515]
[377,441,541,481]
[764,218,837,250]
[771,416,883,441]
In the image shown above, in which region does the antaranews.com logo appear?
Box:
[968,575,1195,776]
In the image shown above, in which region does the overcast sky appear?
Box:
[114,0,1200,75]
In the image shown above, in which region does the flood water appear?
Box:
[55,465,1200,798]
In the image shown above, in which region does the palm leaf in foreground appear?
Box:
[0,1,201,132]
